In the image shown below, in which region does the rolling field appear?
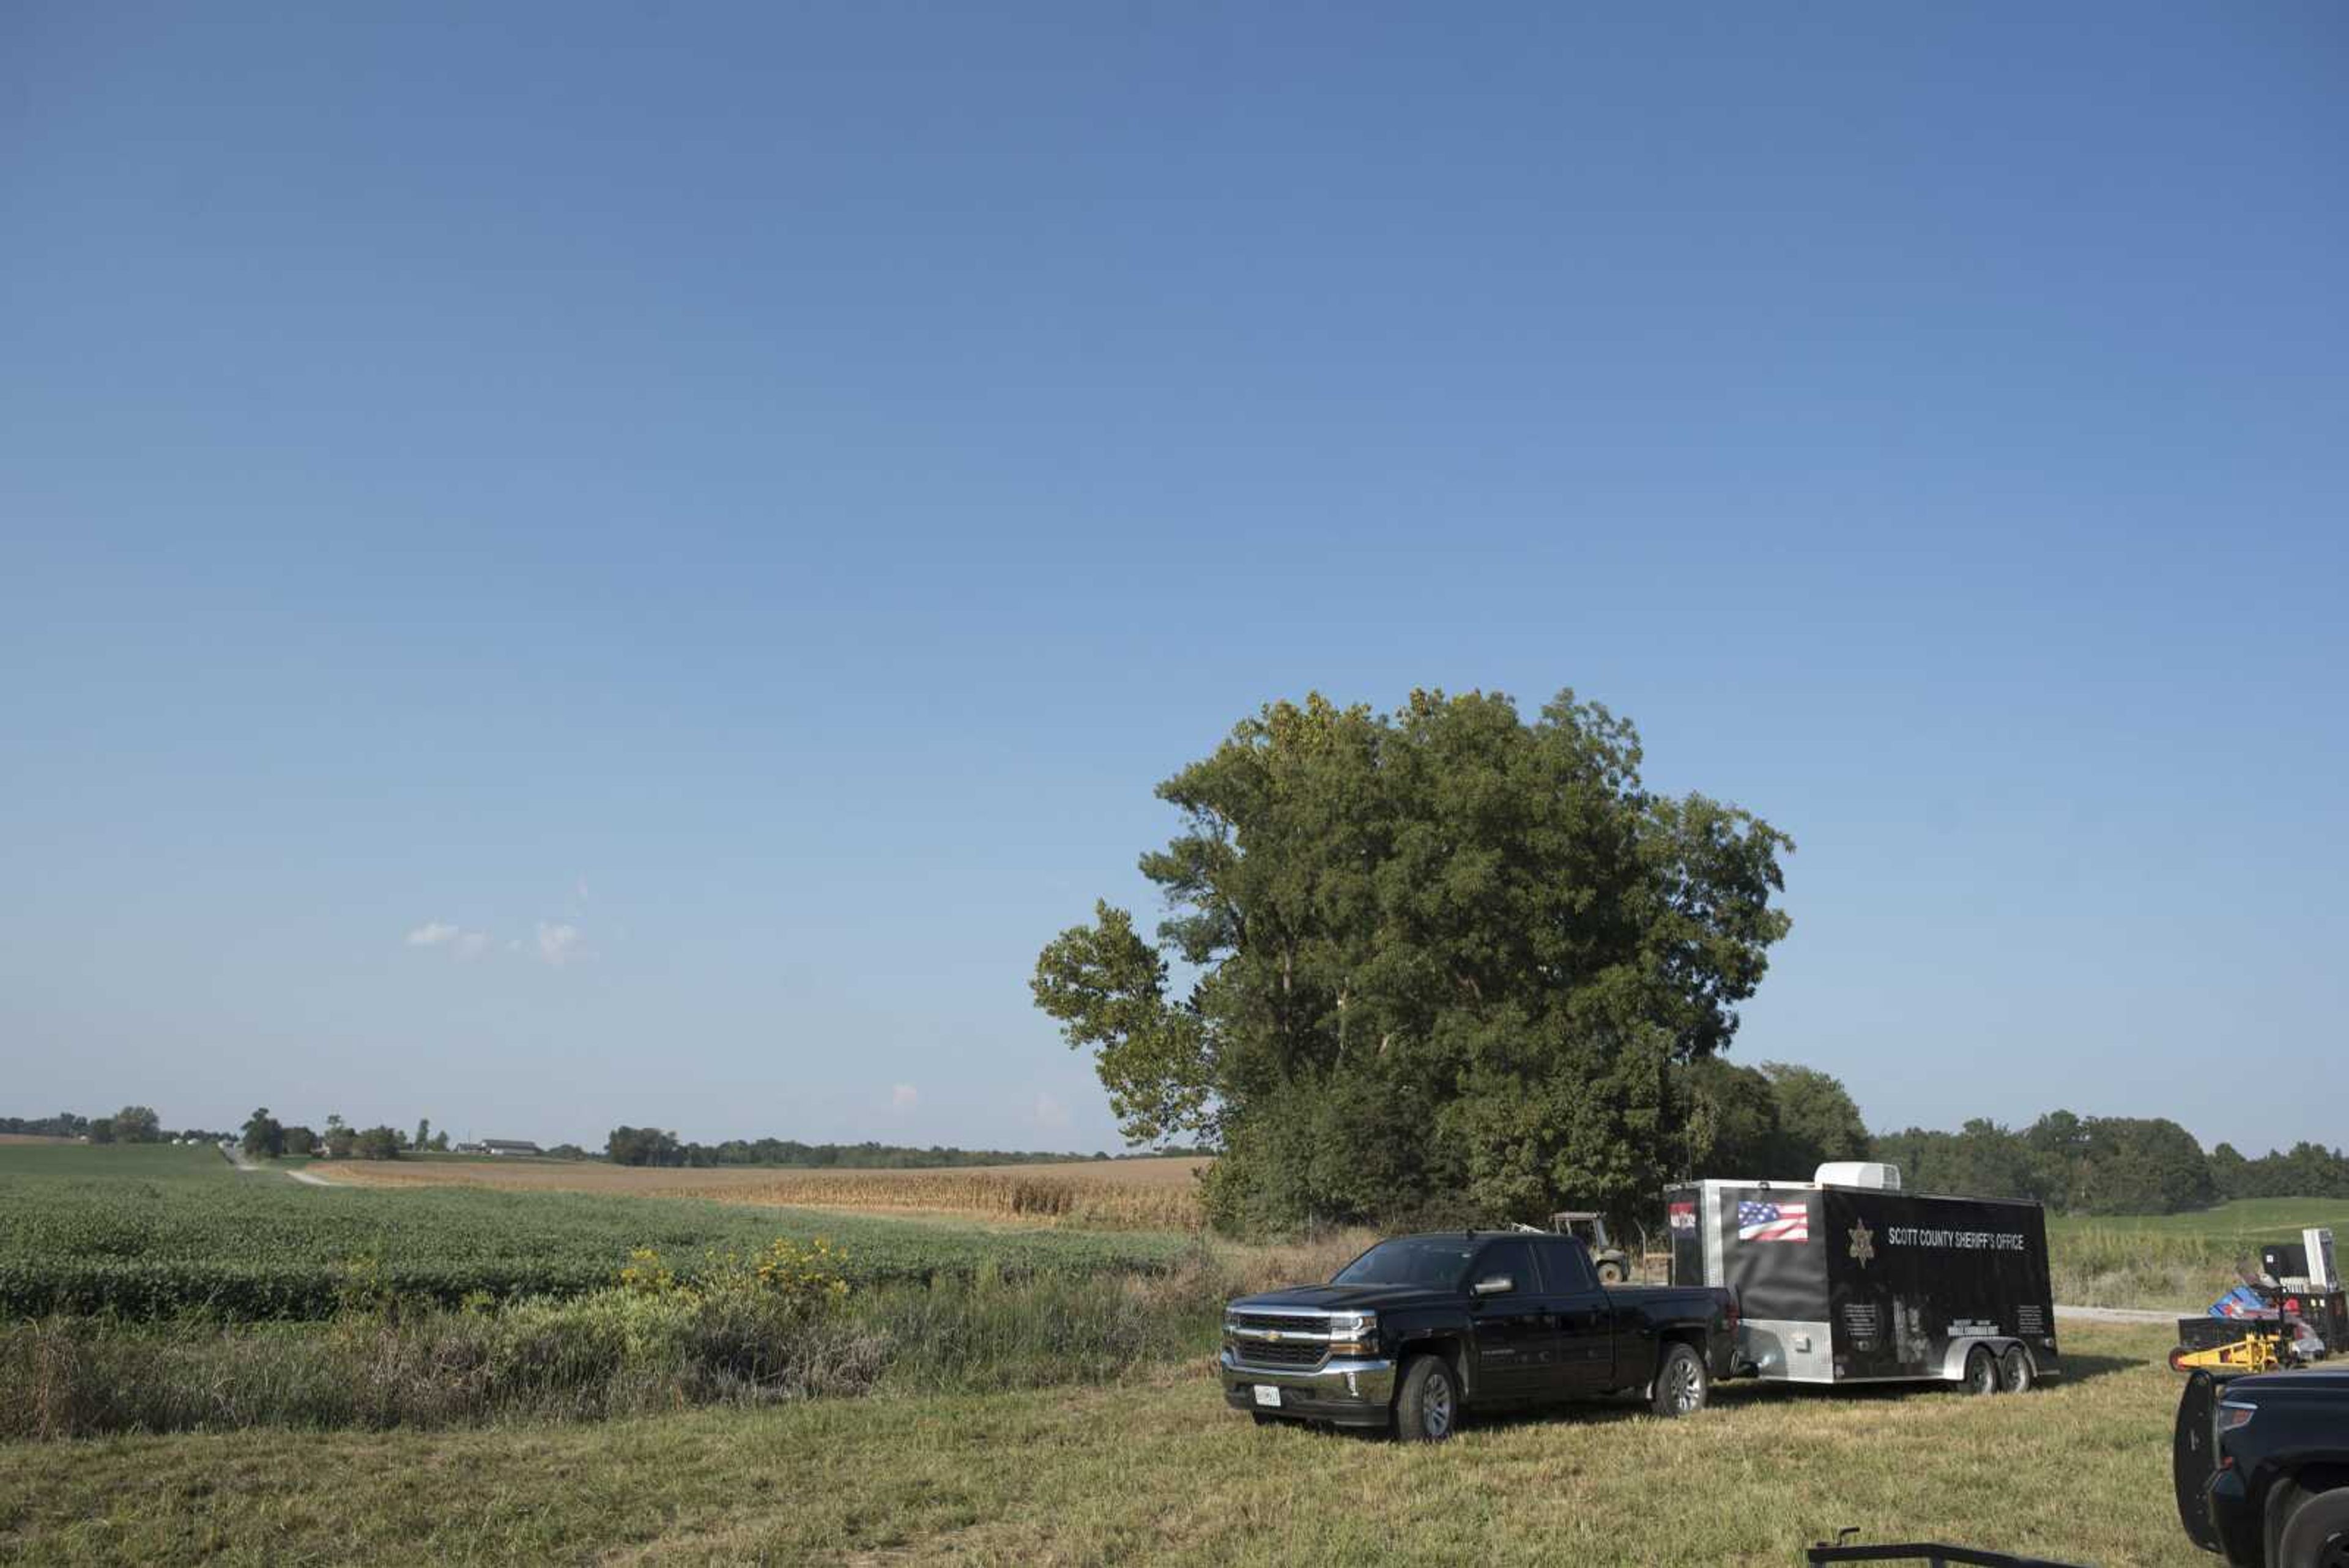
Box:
[0,1142,228,1178]
[0,1144,1189,1319]
[0,1322,2202,1566]
[2047,1197,2349,1309]
[317,1153,1213,1230]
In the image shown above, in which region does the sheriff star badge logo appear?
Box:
[1849,1219,1875,1267]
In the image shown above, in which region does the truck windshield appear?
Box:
[1330,1238,1476,1288]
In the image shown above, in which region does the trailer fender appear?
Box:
[1938,1336,2019,1383]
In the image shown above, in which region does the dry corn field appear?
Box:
[317,1156,1212,1230]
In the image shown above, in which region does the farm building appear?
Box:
[475,1139,543,1157]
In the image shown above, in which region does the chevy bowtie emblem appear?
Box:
[1266,1329,1283,1341]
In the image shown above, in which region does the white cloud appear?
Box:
[890,1083,919,1112]
[408,920,494,957]
[535,922,582,968]
[1033,1093,1071,1129]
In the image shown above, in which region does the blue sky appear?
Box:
[4,4,2343,1156]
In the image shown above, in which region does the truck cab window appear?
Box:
[1475,1239,1534,1295]
[1538,1236,1597,1293]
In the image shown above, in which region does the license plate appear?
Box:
[1253,1384,1282,1408]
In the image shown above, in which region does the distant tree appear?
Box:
[354,1125,401,1160]
[111,1105,163,1143]
[1676,1058,1781,1178]
[1869,1120,2043,1201]
[546,1142,591,1160]
[415,1118,431,1151]
[2065,1117,2214,1216]
[87,1117,117,1145]
[240,1107,284,1159]
[429,1129,450,1152]
[2207,1142,2251,1200]
[323,1121,355,1158]
[1758,1065,1869,1175]
[606,1126,685,1167]
[281,1124,318,1156]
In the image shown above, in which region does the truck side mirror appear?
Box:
[1472,1274,1513,1297]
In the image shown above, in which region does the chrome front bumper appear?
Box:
[1219,1347,1397,1424]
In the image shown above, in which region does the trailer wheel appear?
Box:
[1963,1345,1998,1395]
[1998,1345,2034,1394]
[1597,1260,1625,1285]
[1393,1353,1459,1443]
[1650,1342,1709,1418]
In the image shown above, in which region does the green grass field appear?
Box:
[0,1141,1190,1319]
[0,1142,229,1180]
[2047,1197,2349,1309]
[2050,1196,2349,1241]
[0,1322,2200,1566]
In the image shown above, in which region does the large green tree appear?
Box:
[111,1105,162,1143]
[1033,689,1794,1232]
[240,1107,284,1159]
[1759,1063,1870,1176]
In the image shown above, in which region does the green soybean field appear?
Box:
[0,1143,1190,1320]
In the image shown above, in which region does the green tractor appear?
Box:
[1549,1210,1633,1284]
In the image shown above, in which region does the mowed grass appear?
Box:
[0,1323,2200,1567]
[320,1154,1213,1230]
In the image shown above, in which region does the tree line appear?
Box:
[1871,1113,2349,1214]
[2,1109,232,1144]
[237,1109,453,1161]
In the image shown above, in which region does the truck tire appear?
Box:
[2277,1486,2349,1567]
[1650,1342,1709,1418]
[1963,1345,1998,1395]
[1998,1345,2034,1394]
[1393,1353,1459,1443]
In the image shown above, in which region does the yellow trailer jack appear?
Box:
[2168,1321,2288,1378]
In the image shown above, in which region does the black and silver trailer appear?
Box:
[1665,1162,2060,1392]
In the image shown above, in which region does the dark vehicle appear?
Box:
[1219,1229,1737,1440]
[2176,1367,2349,1567]
[1668,1166,2060,1393]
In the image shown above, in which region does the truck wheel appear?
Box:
[1998,1345,2034,1394]
[1393,1353,1459,1443]
[2277,1487,2349,1568]
[1650,1342,1709,1418]
[1597,1260,1626,1285]
[1963,1345,1998,1395]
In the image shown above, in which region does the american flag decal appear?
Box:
[1737,1200,1809,1242]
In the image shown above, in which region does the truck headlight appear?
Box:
[1329,1311,1377,1354]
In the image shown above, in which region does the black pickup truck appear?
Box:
[1220,1229,1737,1440]
[2176,1367,2349,1566]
